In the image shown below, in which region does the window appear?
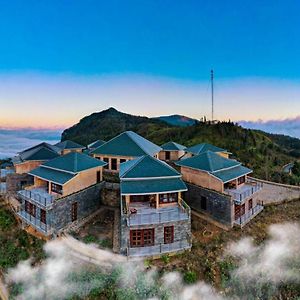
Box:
[120,159,126,164]
[111,158,117,170]
[200,196,207,210]
[159,193,178,204]
[165,152,170,160]
[248,199,253,210]
[96,171,101,183]
[51,183,63,195]
[25,200,36,217]
[237,176,246,185]
[40,209,46,224]
[130,229,154,247]
[103,158,109,169]
[71,202,78,222]
[164,226,174,244]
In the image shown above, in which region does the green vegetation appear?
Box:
[183,271,197,284]
[61,108,300,184]
[0,203,45,272]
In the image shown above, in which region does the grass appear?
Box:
[0,203,45,272]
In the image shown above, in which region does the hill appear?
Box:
[153,114,198,127]
[61,108,300,184]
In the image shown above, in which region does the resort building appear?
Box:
[158,141,186,162]
[55,140,85,155]
[91,131,162,173]
[6,143,60,192]
[183,143,230,159]
[12,142,60,174]
[176,151,263,227]
[87,140,106,151]
[17,152,107,237]
[119,155,191,257]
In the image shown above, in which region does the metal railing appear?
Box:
[18,189,57,208]
[122,199,191,226]
[225,181,263,204]
[17,210,52,235]
[234,203,264,226]
[0,183,6,194]
[127,238,191,257]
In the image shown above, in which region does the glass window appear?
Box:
[51,183,63,195]
[159,193,178,204]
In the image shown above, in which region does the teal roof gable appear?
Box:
[120,155,180,179]
[91,131,162,157]
[42,152,107,173]
[186,143,227,155]
[160,141,186,151]
[55,140,85,150]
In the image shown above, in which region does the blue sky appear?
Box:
[0,0,300,129]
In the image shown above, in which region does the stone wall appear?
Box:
[51,182,105,233]
[249,177,300,204]
[185,182,233,227]
[100,182,120,207]
[120,218,191,255]
[6,173,33,193]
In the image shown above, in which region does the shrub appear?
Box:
[183,271,197,284]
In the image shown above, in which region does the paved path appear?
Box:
[250,177,300,204]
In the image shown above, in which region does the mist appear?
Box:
[4,223,300,299]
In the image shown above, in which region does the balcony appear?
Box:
[127,238,191,257]
[225,181,263,204]
[0,182,6,194]
[234,204,264,227]
[122,199,191,226]
[18,188,58,208]
[17,210,53,235]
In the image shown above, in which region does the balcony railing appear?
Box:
[0,182,6,194]
[18,188,57,208]
[122,199,191,226]
[127,238,191,257]
[17,210,53,235]
[234,203,264,227]
[225,181,263,204]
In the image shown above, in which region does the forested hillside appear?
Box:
[61,108,300,184]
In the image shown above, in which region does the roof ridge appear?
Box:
[153,156,181,175]
[126,131,148,155]
[121,155,145,178]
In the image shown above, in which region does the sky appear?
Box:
[0,0,300,132]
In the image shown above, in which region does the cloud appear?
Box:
[239,116,300,139]
[0,129,61,158]
[4,223,300,299]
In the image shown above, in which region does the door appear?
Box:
[40,209,46,224]
[71,202,78,222]
[248,199,253,210]
[235,204,241,220]
[200,196,207,210]
[165,152,170,160]
[96,171,101,183]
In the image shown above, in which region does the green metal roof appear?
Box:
[42,152,107,173]
[12,143,60,164]
[186,143,227,155]
[213,165,252,183]
[120,155,180,179]
[88,140,106,149]
[176,151,253,183]
[176,151,239,172]
[91,131,162,157]
[121,178,187,195]
[29,166,75,185]
[55,140,85,150]
[160,141,186,151]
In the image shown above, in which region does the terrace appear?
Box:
[121,198,190,226]
[18,187,58,208]
[127,238,191,257]
[225,180,263,204]
[234,203,264,227]
[17,210,53,235]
